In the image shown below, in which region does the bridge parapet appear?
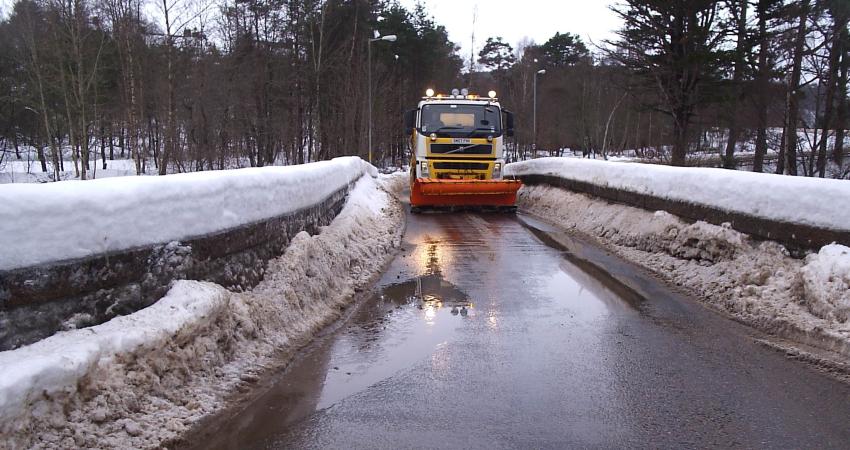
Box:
[506,158,850,251]
[0,157,374,350]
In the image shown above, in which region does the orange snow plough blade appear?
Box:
[410,178,522,210]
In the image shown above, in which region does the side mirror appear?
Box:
[404,109,417,135]
[504,110,515,137]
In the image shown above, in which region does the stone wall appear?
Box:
[512,174,850,251]
[0,184,351,351]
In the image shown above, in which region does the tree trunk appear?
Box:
[52,129,62,177]
[27,17,61,181]
[160,0,174,176]
[36,140,48,173]
[815,13,846,177]
[12,129,21,159]
[672,107,690,166]
[776,114,786,174]
[753,0,770,173]
[833,26,849,165]
[101,123,107,170]
[783,0,809,176]
[785,0,809,175]
[723,0,748,170]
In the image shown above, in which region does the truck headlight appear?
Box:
[420,161,430,178]
[493,162,502,179]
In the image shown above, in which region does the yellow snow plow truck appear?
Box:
[404,88,521,211]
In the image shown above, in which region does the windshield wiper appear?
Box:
[431,126,463,133]
[467,127,497,137]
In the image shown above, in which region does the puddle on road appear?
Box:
[202,273,474,450]
[517,214,646,312]
[314,274,474,412]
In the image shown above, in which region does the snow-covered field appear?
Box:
[0,172,405,449]
[0,157,140,183]
[506,157,850,232]
[0,141,306,184]
[515,180,850,362]
[0,156,374,271]
[531,128,850,179]
[0,142,321,184]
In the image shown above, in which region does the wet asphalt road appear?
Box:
[200,209,850,449]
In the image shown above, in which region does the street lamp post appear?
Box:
[367,33,397,164]
[533,69,546,158]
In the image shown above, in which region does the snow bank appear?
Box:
[505,157,850,232]
[517,184,850,360]
[802,245,850,322]
[0,174,404,449]
[0,281,229,427]
[0,156,376,271]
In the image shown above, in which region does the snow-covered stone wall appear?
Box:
[0,157,376,350]
[0,156,375,270]
[0,174,405,449]
[506,157,850,249]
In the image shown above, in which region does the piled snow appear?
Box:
[801,245,850,323]
[517,184,850,358]
[506,157,850,231]
[0,156,376,271]
[378,170,410,197]
[0,281,229,427]
[0,174,405,449]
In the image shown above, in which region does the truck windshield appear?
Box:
[420,104,501,137]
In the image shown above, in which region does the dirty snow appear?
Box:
[517,184,850,358]
[505,157,850,231]
[0,156,376,271]
[801,245,850,323]
[0,174,405,449]
[0,281,229,427]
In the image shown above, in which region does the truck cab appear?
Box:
[404,89,521,210]
[405,89,515,182]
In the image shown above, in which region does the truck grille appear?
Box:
[433,162,490,171]
[429,143,492,155]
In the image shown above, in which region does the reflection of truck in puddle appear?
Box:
[380,273,473,317]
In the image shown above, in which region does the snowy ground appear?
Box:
[0,144,401,184]
[517,184,850,360]
[0,157,139,183]
[529,128,850,179]
[0,173,406,449]
[0,143,161,183]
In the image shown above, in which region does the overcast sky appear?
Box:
[0,0,624,57]
[398,0,623,62]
